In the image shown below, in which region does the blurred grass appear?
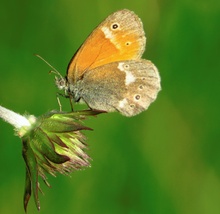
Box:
[0,0,220,214]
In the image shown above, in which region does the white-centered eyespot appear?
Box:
[135,95,141,100]
[111,23,119,30]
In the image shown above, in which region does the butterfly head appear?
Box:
[55,76,69,92]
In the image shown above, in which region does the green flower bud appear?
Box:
[0,106,102,211]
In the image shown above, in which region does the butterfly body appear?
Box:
[56,9,161,117]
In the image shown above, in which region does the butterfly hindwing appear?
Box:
[71,59,160,116]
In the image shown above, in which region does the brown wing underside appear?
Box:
[76,60,161,116]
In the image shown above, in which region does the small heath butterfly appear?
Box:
[56,9,161,117]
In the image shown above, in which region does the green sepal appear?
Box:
[22,137,40,211]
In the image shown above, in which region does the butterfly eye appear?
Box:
[55,77,67,90]
[111,23,119,30]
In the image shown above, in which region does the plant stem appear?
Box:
[0,105,30,128]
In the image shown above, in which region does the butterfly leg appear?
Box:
[56,92,63,111]
[68,95,74,112]
[56,92,75,112]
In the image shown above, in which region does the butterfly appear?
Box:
[55,9,161,117]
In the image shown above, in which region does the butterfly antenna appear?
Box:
[35,54,63,79]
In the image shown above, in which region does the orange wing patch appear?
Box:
[67,9,146,83]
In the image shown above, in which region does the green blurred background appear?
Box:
[0,0,220,213]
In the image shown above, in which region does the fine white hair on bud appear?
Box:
[0,105,32,128]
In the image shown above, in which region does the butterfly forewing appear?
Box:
[67,9,146,83]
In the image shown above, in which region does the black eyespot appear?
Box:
[139,85,143,90]
[124,64,129,69]
[130,104,135,108]
[135,95,141,100]
[125,41,131,46]
[142,77,146,80]
[112,23,119,29]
